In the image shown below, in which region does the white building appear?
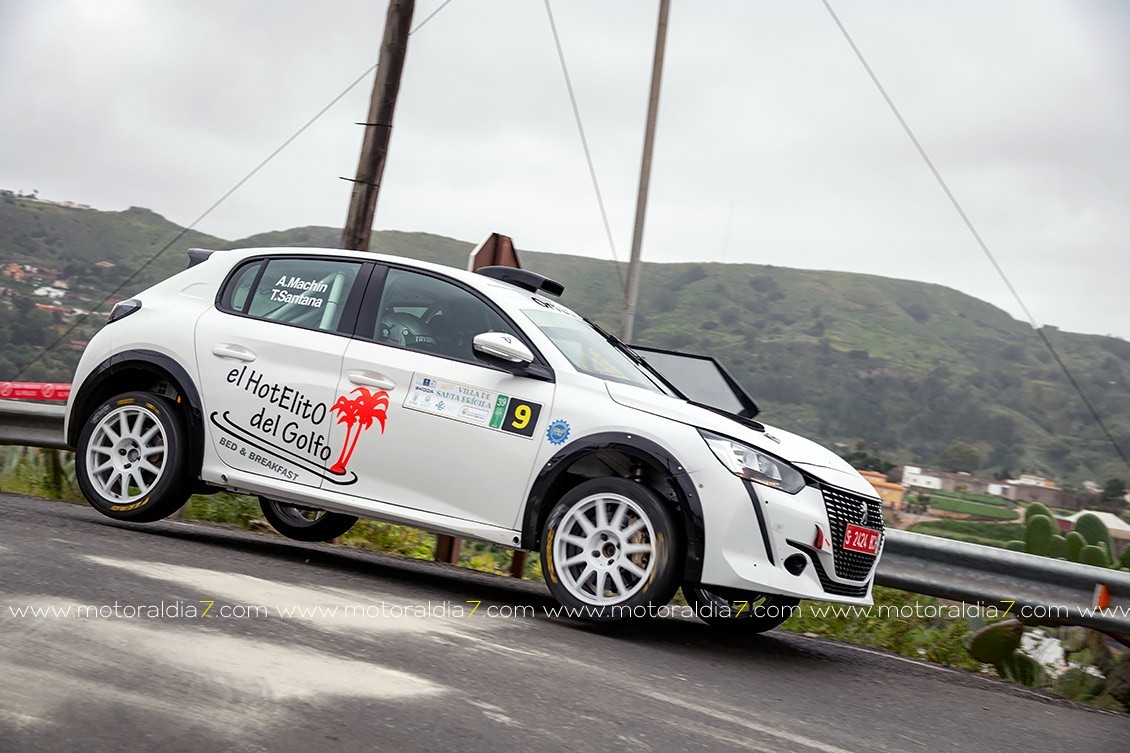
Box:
[33,287,65,300]
[901,466,943,490]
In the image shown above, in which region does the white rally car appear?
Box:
[65,245,884,626]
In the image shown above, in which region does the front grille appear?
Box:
[821,485,884,583]
[809,554,870,597]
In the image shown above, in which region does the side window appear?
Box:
[222,257,362,333]
[220,260,261,312]
[371,268,521,362]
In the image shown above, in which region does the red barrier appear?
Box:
[0,382,72,401]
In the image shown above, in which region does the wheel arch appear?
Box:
[521,432,705,582]
[69,349,207,487]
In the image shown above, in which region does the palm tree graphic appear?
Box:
[329,387,389,474]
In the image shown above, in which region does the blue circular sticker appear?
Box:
[546,419,571,446]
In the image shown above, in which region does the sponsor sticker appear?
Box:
[546,419,571,446]
[405,373,541,438]
[211,365,389,485]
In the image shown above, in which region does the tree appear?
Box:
[842,439,895,474]
[1096,478,1127,513]
[939,442,982,473]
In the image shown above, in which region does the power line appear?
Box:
[543,0,626,294]
[411,0,455,34]
[16,0,457,377]
[819,0,1128,471]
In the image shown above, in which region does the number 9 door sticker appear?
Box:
[500,398,541,437]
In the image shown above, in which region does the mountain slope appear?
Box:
[0,197,1125,482]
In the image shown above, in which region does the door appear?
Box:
[325,266,555,529]
[195,255,368,489]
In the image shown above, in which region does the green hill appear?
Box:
[1,195,1127,483]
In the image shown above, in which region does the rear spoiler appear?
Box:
[187,248,218,268]
[476,266,565,297]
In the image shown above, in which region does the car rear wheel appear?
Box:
[75,391,190,523]
[541,477,680,621]
[683,585,799,633]
[258,497,358,542]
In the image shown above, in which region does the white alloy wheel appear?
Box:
[552,492,658,606]
[85,404,168,504]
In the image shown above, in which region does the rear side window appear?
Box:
[221,261,261,312]
[221,257,363,333]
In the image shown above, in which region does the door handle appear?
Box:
[347,370,396,391]
[211,344,257,362]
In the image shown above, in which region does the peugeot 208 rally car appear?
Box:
[65,245,884,626]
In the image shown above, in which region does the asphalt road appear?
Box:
[1,493,1126,753]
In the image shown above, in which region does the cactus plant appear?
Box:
[1024,502,1055,524]
[968,619,1024,664]
[1074,512,1114,555]
[1065,530,1087,562]
[1079,544,1111,568]
[965,521,1130,707]
[1024,514,1056,555]
[966,620,1050,687]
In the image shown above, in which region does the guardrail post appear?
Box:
[434,534,461,564]
[47,449,63,498]
[509,551,527,579]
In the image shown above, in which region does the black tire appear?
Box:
[75,391,191,523]
[541,477,681,622]
[258,497,358,542]
[683,585,799,634]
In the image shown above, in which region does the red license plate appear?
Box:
[843,524,881,555]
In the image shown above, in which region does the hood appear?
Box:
[605,381,879,498]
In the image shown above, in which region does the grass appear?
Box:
[783,586,980,671]
[927,497,1019,521]
[926,489,1013,507]
[908,519,1026,548]
[182,492,262,527]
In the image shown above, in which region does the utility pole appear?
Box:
[341,0,415,251]
[619,0,670,342]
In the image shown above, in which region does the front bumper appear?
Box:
[694,462,884,604]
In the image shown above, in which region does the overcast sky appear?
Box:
[1,0,1127,339]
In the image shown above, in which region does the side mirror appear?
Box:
[472,332,534,365]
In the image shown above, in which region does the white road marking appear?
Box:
[467,700,523,728]
[0,709,46,730]
[1,595,441,738]
[645,690,864,753]
[84,554,501,637]
[817,639,955,674]
[675,719,779,752]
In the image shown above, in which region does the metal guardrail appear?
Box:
[1,398,1127,635]
[878,530,1130,637]
[0,399,67,449]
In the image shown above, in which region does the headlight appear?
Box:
[700,430,806,494]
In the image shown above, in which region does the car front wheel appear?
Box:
[541,477,680,621]
[258,497,358,542]
[683,585,800,633]
[75,391,190,523]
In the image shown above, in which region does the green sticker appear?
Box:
[489,394,510,429]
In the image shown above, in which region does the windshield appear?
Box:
[523,309,667,393]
